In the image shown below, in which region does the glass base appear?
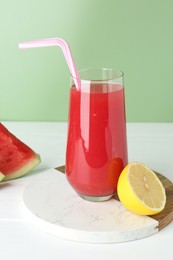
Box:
[78,193,113,202]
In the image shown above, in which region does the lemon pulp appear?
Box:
[117,162,166,215]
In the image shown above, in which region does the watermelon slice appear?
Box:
[0,123,41,181]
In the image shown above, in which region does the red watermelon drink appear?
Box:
[66,68,128,201]
[18,40,128,201]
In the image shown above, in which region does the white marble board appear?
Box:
[22,169,159,243]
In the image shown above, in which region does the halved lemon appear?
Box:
[117,162,166,215]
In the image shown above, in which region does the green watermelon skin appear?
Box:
[0,123,41,181]
[0,172,5,181]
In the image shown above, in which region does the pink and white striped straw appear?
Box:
[19,38,81,90]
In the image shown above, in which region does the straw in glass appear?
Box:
[19,38,81,90]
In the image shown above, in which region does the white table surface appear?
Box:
[0,121,173,260]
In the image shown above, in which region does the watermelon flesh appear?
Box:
[0,123,41,181]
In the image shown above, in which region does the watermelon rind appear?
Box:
[0,172,5,182]
[2,154,41,181]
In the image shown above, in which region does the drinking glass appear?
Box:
[66,68,128,202]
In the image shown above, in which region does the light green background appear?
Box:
[1,0,173,122]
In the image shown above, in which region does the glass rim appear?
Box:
[71,68,124,82]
